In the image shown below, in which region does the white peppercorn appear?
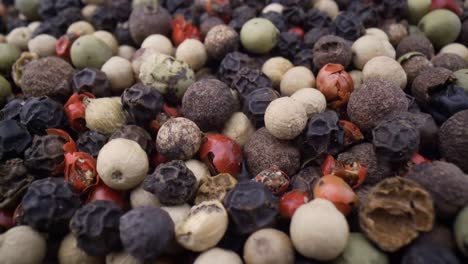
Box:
[82,4,98,21]
[313,0,339,19]
[349,70,364,90]
[185,159,211,188]
[141,34,175,56]
[67,21,95,35]
[58,233,102,264]
[85,97,126,134]
[93,30,119,55]
[0,226,46,264]
[365,28,390,42]
[352,35,396,69]
[101,56,135,94]
[440,43,468,61]
[27,22,40,33]
[118,45,136,61]
[262,57,294,88]
[195,248,243,264]
[176,39,207,71]
[161,204,191,226]
[290,88,327,118]
[362,56,408,89]
[264,97,308,140]
[27,34,56,57]
[131,48,158,78]
[130,183,161,208]
[243,228,295,264]
[280,66,316,96]
[222,112,256,146]
[106,252,140,264]
[262,3,284,14]
[7,26,31,50]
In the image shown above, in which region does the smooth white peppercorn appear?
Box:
[176,39,207,71]
[82,4,98,21]
[349,70,364,90]
[264,97,308,140]
[222,112,256,146]
[27,21,41,33]
[365,28,390,42]
[313,0,339,19]
[290,88,327,118]
[195,248,243,264]
[101,56,135,94]
[93,30,119,55]
[185,159,211,188]
[131,48,158,78]
[118,45,136,61]
[67,21,95,35]
[130,183,161,208]
[27,34,57,57]
[141,34,175,56]
[0,226,46,264]
[85,97,126,134]
[262,57,294,88]
[244,228,295,264]
[363,56,407,89]
[352,35,396,69]
[6,26,31,50]
[58,233,102,264]
[440,43,468,61]
[280,66,316,96]
[262,3,284,14]
[161,204,191,226]
[106,252,140,264]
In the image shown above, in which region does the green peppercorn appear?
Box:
[14,0,40,20]
[333,233,389,264]
[0,43,21,72]
[418,10,461,49]
[70,35,113,69]
[454,205,468,257]
[407,0,431,24]
[454,69,468,91]
[0,75,12,106]
[240,18,279,54]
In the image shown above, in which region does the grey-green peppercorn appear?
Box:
[71,35,113,69]
[454,205,468,257]
[418,10,461,49]
[15,0,40,20]
[240,18,279,54]
[0,43,21,72]
[333,233,389,264]
[0,75,11,106]
[454,69,468,91]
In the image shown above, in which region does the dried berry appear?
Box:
[313,35,352,70]
[87,183,126,210]
[314,174,358,215]
[20,97,66,135]
[143,160,197,206]
[332,12,365,41]
[228,5,256,31]
[205,25,239,61]
[260,11,287,33]
[217,52,254,87]
[24,134,66,175]
[293,49,315,69]
[411,67,453,107]
[278,189,310,219]
[121,83,163,126]
[72,68,112,98]
[199,134,242,177]
[109,125,153,155]
[276,32,303,61]
[156,117,202,160]
[304,27,332,49]
[113,22,136,47]
[0,120,31,159]
[21,177,80,234]
[290,166,322,195]
[254,167,289,196]
[0,159,34,210]
[195,173,237,204]
[70,200,123,256]
[398,52,433,86]
[316,64,354,109]
[429,84,468,124]
[439,110,468,173]
[283,6,305,26]
[242,87,280,128]
[299,110,341,158]
[223,181,278,235]
[401,242,459,264]
[76,130,108,158]
[91,7,117,32]
[304,9,331,31]
[396,35,435,59]
[119,207,174,262]
[431,53,468,72]
[232,67,273,101]
[128,5,171,45]
[359,177,434,252]
[348,2,380,28]
[0,98,25,122]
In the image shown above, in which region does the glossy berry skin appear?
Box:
[289,27,305,39]
[430,0,463,16]
[313,174,358,215]
[171,15,200,46]
[64,92,95,132]
[56,32,79,60]
[87,183,126,210]
[279,190,309,219]
[64,152,98,193]
[199,134,242,177]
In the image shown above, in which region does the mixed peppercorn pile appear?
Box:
[1,0,468,263]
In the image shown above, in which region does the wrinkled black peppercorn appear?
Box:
[348,1,380,28]
[218,52,254,87]
[76,130,108,158]
[304,9,332,31]
[121,83,164,126]
[21,177,80,234]
[72,68,112,98]
[242,88,280,128]
[260,12,288,33]
[429,84,468,125]
[293,49,315,70]
[0,98,25,122]
[0,120,31,160]
[70,200,123,256]
[119,207,174,262]
[143,160,197,206]
[91,7,118,32]
[232,67,273,101]
[289,166,322,195]
[283,6,305,26]
[0,158,34,210]
[377,0,407,20]
[228,5,256,31]
[372,118,420,162]
[19,97,66,135]
[114,22,137,47]
[223,181,278,235]
[24,134,66,175]
[276,32,303,61]
[38,0,57,20]
[109,125,154,155]
[332,12,365,41]
[304,27,332,49]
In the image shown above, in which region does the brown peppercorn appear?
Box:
[156,117,202,160]
[204,25,239,61]
[398,52,433,86]
[406,161,468,219]
[383,22,408,47]
[313,35,352,70]
[244,128,300,176]
[20,57,74,102]
[396,34,435,59]
[181,79,237,131]
[195,173,237,205]
[411,67,453,107]
[431,53,468,72]
[359,177,434,252]
[128,5,171,45]
[347,77,409,132]
[439,110,468,173]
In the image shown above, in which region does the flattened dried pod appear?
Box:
[359,177,434,252]
[195,173,237,204]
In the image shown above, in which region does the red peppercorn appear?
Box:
[316,64,354,109]
[64,152,98,193]
[339,120,364,146]
[87,183,126,210]
[321,155,367,189]
[0,209,14,231]
[64,92,95,133]
[163,103,180,118]
[279,190,310,219]
[313,174,358,215]
[56,32,80,60]
[321,155,336,176]
[254,166,290,195]
[430,0,463,16]
[199,134,242,177]
[288,27,305,39]
[171,15,201,46]
[45,128,77,175]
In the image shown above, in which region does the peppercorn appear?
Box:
[21,177,81,233]
[0,226,47,264]
[431,53,468,72]
[280,66,315,96]
[418,9,461,49]
[244,228,294,264]
[455,205,468,257]
[242,88,278,128]
[130,183,160,208]
[121,83,163,126]
[363,56,407,89]
[232,67,272,102]
[217,52,254,87]
[332,12,365,42]
[72,68,112,97]
[85,97,126,134]
[141,34,174,56]
[440,43,468,61]
[240,18,279,55]
[128,5,171,45]
[260,11,287,33]
[101,56,135,94]
[27,34,57,57]
[194,247,242,264]
[439,110,468,173]
[0,120,31,159]
[224,181,278,235]
[156,117,202,160]
[351,35,396,70]
[401,242,459,264]
[0,158,34,210]
[313,35,352,70]
[203,25,239,61]
[58,233,102,264]
[175,39,207,71]
[76,130,108,158]
[70,200,122,256]
[67,21,95,35]
[11,52,37,89]
[333,233,389,264]
[411,67,453,107]
[398,52,433,86]
[109,125,153,155]
[143,160,196,206]
[222,112,256,147]
[90,6,117,32]
[70,35,113,69]
[264,97,307,140]
[19,97,66,135]
[261,57,293,88]
[23,133,66,175]
[195,173,237,204]
[119,207,174,262]
[396,34,435,59]
[182,79,237,131]
[275,32,303,61]
[347,78,409,132]
[349,2,380,28]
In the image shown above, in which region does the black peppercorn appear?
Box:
[276,32,303,61]
[119,207,174,262]
[38,0,56,20]
[24,134,66,175]
[54,0,82,13]
[110,0,132,23]
[223,181,278,235]
[332,12,365,41]
[181,79,237,131]
[396,35,435,59]
[439,109,468,173]
[0,98,24,122]
[109,125,153,155]
[91,7,117,32]
[32,19,63,38]
[402,242,459,264]
[260,11,288,33]
[431,53,468,72]
[121,83,163,126]
[200,16,225,39]
[164,0,191,13]
[293,49,315,70]
[0,158,34,210]
[76,130,108,158]
[21,177,80,234]
[70,200,123,256]
[242,87,280,128]
[304,27,332,49]
[377,0,407,20]
[313,35,352,70]
[232,67,273,101]
[0,120,31,160]
[304,9,331,31]
[428,84,468,124]
[283,6,305,26]
[72,68,112,98]
[143,160,197,206]
[113,22,137,47]
[228,5,256,32]
[19,97,66,135]
[348,1,380,28]
[290,166,322,195]
[372,118,420,162]
[218,52,254,87]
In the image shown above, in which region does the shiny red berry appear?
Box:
[279,190,310,219]
[87,183,126,210]
[199,134,242,177]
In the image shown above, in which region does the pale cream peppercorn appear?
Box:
[365,28,390,42]
[349,70,364,90]
[262,3,284,14]
[195,248,243,264]
[27,34,57,57]
[262,57,294,88]
[130,183,161,208]
[101,56,135,93]
[141,34,175,56]
[264,97,308,140]
[27,21,41,33]
[67,21,95,35]
[222,112,256,146]
[363,56,407,89]
[440,43,468,61]
[0,34,6,43]
[93,30,119,55]
[82,4,98,21]
[58,234,102,264]
[176,39,208,71]
[185,159,211,188]
[313,0,339,20]
[352,35,396,69]
[0,226,47,264]
[290,88,327,118]
[244,229,295,264]
[118,45,136,61]
[131,48,158,78]
[161,204,191,225]
[106,252,140,264]
[7,27,31,50]
[280,66,316,96]
[85,97,126,134]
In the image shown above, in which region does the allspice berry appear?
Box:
[182,79,237,131]
[20,57,74,101]
[243,229,295,264]
[194,248,242,264]
[240,18,279,54]
[156,117,202,160]
[439,110,468,173]
[85,97,126,134]
[398,52,433,86]
[396,34,435,59]
[280,66,316,96]
[97,138,149,190]
[431,53,468,72]
[261,57,294,88]
[204,25,239,60]
[362,56,407,89]
[128,5,171,45]
[0,226,46,264]
[313,35,352,70]
[264,97,307,140]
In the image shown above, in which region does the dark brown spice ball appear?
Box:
[72,68,112,97]
[337,143,393,186]
[128,5,171,45]
[398,52,433,86]
[20,57,75,101]
[407,161,468,219]
[244,128,300,177]
[439,109,468,173]
[24,134,66,175]
[109,125,153,155]
[121,83,164,126]
[396,35,435,59]
[347,77,409,132]
[431,53,468,72]
[0,158,34,210]
[181,79,237,131]
[411,67,453,107]
[289,166,322,196]
[204,25,239,61]
[312,35,352,70]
